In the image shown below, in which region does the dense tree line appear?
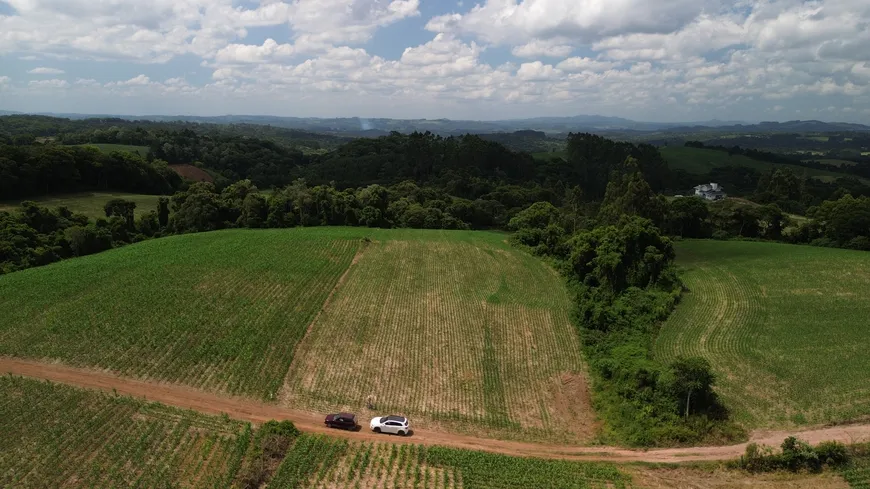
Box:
[0,144,182,199]
[506,169,743,445]
[0,115,349,150]
[0,177,517,274]
[506,158,870,444]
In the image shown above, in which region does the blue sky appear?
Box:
[1,0,869,123]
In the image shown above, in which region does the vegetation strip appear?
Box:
[2,357,870,463]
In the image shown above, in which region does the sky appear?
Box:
[0,0,869,122]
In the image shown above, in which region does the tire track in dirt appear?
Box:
[4,356,870,463]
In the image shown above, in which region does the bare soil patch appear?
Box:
[170,164,214,183]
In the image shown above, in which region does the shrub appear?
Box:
[735,438,850,473]
[815,441,849,467]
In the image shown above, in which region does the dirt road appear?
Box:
[3,357,869,463]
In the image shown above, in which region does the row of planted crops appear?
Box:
[1,375,632,488]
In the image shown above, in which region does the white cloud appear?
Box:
[0,76,10,85]
[556,57,616,73]
[426,0,715,45]
[28,79,69,88]
[1,0,870,121]
[511,39,573,58]
[28,67,65,75]
[516,61,561,81]
[0,0,420,63]
[214,38,296,64]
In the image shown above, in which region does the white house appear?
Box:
[694,183,726,201]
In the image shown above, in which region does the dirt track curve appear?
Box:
[3,357,870,463]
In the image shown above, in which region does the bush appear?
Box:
[734,438,850,473]
[712,229,731,240]
[815,441,849,467]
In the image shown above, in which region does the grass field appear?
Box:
[661,146,857,182]
[531,150,567,160]
[0,376,249,488]
[655,240,870,428]
[73,143,150,157]
[0,192,164,218]
[0,228,588,440]
[0,229,361,400]
[282,230,589,440]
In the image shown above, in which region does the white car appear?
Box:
[370,415,411,436]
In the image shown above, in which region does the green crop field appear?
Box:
[0,376,250,488]
[661,146,856,182]
[655,240,870,428]
[282,230,589,441]
[0,227,589,438]
[0,377,633,489]
[0,192,164,218]
[270,439,631,488]
[73,143,150,157]
[0,228,361,400]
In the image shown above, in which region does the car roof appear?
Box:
[338,412,356,418]
[385,415,406,422]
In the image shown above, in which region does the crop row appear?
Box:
[283,238,588,440]
[655,240,870,429]
[0,230,360,400]
[268,439,632,489]
[0,376,249,488]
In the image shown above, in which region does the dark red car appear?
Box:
[324,412,358,430]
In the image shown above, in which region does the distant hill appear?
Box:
[665,120,870,134]
[4,110,869,136]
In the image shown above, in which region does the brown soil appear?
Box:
[169,164,214,183]
[4,356,870,463]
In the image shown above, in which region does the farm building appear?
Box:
[694,183,726,201]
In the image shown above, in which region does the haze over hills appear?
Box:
[3,110,869,136]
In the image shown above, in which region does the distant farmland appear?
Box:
[0,192,163,218]
[656,240,870,428]
[660,146,859,182]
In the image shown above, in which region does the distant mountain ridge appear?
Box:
[2,111,868,135]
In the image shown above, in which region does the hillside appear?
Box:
[660,146,851,181]
[0,227,589,442]
[656,240,870,428]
